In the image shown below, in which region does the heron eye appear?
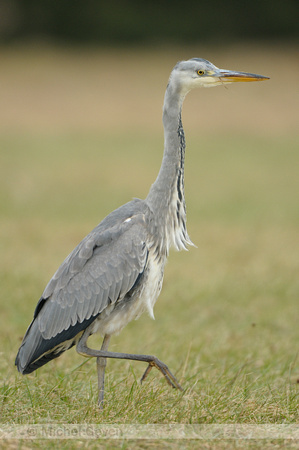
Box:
[197,70,205,76]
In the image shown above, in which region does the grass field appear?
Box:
[0,44,298,448]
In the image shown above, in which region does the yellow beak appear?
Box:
[218,69,270,82]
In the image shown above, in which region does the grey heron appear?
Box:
[15,58,269,408]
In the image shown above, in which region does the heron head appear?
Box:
[171,58,269,95]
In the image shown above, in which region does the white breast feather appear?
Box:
[94,253,164,337]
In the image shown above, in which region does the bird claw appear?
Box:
[140,360,183,391]
[140,363,153,384]
[98,392,105,410]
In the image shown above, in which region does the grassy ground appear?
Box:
[0,44,298,448]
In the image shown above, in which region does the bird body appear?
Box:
[15,58,268,406]
[16,199,162,373]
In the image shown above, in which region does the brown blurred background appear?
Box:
[0,0,298,137]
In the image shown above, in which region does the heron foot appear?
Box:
[77,329,183,397]
[140,359,183,391]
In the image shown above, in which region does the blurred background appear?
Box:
[1,0,299,409]
[0,0,298,44]
[0,0,298,135]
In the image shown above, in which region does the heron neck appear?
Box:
[146,82,192,252]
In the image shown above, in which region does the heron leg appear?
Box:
[97,334,111,409]
[77,328,183,392]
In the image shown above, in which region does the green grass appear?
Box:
[1,131,298,421]
[0,46,299,448]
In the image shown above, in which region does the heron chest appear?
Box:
[137,256,165,320]
[95,255,165,337]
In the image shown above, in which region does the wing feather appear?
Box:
[15,199,152,374]
[40,215,148,335]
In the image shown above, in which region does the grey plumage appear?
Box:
[15,58,268,406]
[16,200,151,373]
